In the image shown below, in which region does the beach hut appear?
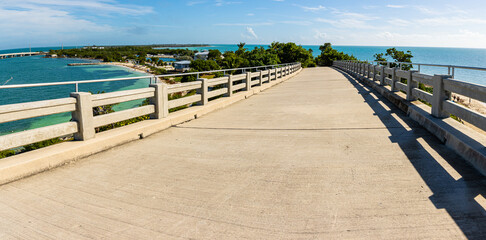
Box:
[173,60,191,72]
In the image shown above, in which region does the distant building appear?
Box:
[173,60,191,72]
[82,46,105,50]
[194,51,209,60]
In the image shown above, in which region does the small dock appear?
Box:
[67,63,101,66]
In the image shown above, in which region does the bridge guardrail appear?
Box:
[333,60,486,132]
[0,63,301,153]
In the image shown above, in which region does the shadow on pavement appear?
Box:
[335,67,486,239]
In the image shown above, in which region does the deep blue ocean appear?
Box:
[1,44,486,135]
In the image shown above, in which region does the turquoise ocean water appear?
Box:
[1,45,486,135]
[0,47,151,135]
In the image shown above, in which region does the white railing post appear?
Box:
[379,66,385,85]
[226,75,233,97]
[373,65,377,81]
[367,64,372,79]
[197,78,209,105]
[259,71,263,86]
[149,83,168,119]
[268,69,272,82]
[246,72,252,91]
[70,92,95,141]
[406,71,418,101]
[390,68,397,92]
[431,75,451,118]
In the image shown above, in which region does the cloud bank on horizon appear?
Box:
[1,0,486,49]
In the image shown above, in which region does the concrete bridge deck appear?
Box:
[1,67,485,239]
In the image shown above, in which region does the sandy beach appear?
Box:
[100,62,152,75]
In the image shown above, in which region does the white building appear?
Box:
[194,51,209,60]
[173,61,191,72]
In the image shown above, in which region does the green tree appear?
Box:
[374,48,413,70]
[316,43,357,66]
[236,42,247,56]
[208,49,222,61]
[151,57,159,65]
[269,42,315,67]
[190,59,221,72]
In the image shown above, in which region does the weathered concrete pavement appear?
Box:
[1,67,485,239]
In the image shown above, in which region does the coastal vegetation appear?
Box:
[374,48,413,70]
[49,46,195,63]
[316,43,357,66]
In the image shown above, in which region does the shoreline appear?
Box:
[67,61,153,76]
[99,62,152,75]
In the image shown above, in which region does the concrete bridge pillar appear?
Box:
[406,71,418,101]
[379,66,385,85]
[390,68,397,92]
[372,65,377,81]
[197,78,209,105]
[245,72,252,91]
[431,75,451,118]
[149,83,169,119]
[225,75,233,97]
[70,92,95,141]
[367,64,372,79]
[259,71,263,86]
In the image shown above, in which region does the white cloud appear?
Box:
[372,30,486,48]
[297,4,326,12]
[313,30,327,41]
[0,0,153,15]
[387,18,412,27]
[0,0,156,48]
[187,1,206,6]
[246,27,258,39]
[280,20,313,26]
[386,5,406,8]
[215,22,273,26]
[417,16,486,26]
[215,0,241,6]
[315,10,378,29]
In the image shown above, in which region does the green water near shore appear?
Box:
[0,56,151,135]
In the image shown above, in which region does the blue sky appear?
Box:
[1,0,486,50]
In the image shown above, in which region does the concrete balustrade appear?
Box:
[149,83,168,119]
[197,78,209,105]
[0,63,301,154]
[334,60,486,176]
[333,61,486,132]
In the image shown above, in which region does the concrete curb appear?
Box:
[338,68,486,176]
[0,69,302,185]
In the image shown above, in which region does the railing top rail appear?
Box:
[0,62,298,90]
[339,60,486,72]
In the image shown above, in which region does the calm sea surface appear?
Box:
[1,45,486,135]
[0,47,151,135]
